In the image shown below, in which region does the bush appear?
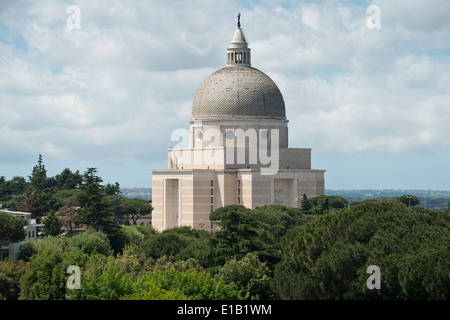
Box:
[68,260,134,300]
[0,259,27,300]
[70,229,112,256]
[129,267,242,300]
[216,253,273,300]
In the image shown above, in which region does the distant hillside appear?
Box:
[326,189,450,210]
[121,188,152,200]
[119,188,449,209]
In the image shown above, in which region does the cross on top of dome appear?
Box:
[227,14,251,66]
[191,15,286,121]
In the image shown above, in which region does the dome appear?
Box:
[192,66,286,120]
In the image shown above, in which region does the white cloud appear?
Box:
[0,0,449,188]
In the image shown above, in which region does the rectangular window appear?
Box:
[210,180,214,212]
[237,180,241,204]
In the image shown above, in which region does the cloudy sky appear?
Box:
[1,0,449,190]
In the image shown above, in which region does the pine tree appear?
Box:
[29,154,48,191]
[42,211,63,237]
[74,168,116,233]
[17,189,42,220]
[300,194,312,211]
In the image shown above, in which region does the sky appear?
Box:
[0,0,449,191]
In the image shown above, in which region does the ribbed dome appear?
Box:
[192,66,286,120]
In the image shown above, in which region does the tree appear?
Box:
[17,189,42,221]
[0,259,27,300]
[74,168,116,233]
[274,199,450,300]
[54,168,83,190]
[18,235,96,300]
[68,260,134,300]
[251,204,316,244]
[0,211,27,247]
[19,246,67,300]
[122,267,241,300]
[69,229,112,256]
[16,241,37,262]
[42,211,63,237]
[300,194,312,211]
[57,195,79,233]
[216,253,273,300]
[208,206,265,269]
[105,182,121,196]
[0,176,6,201]
[29,154,48,191]
[0,176,27,201]
[305,195,348,214]
[394,195,420,207]
[118,198,153,225]
[140,232,190,261]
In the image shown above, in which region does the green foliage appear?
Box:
[208,206,265,269]
[140,230,191,261]
[105,182,121,196]
[19,245,67,300]
[0,259,27,300]
[252,204,316,244]
[127,267,241,300]
[393,195,420,207]
[68,256,241,300]
[0,194,25,212]
[54,168,83,190]
[74,168,116,233]
[398,244,450,299]
[69,229,112,256]
[207,205,314,271]
[19,235,103,300]
[302,195,348,214]
[116,243,141,275]
[300,194,312,211]
[0,211,27,246]
[4,158,450,301]
[121,280,189,300]
[68,260,134,300]
[29,154,48,191]
[274,199,450,300]
[16,241,38,262]
[120,225,146,245]
[216,253,273,300]
[17,189,42,220]
[108,196,153,225]
[42,210,64,237]
[0,176,27,202]
[209,204,248,221]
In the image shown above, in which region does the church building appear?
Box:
[152,17,325,231]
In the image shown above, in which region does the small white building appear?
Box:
[0,209,44,261]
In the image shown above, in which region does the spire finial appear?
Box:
[237,12,241,28]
